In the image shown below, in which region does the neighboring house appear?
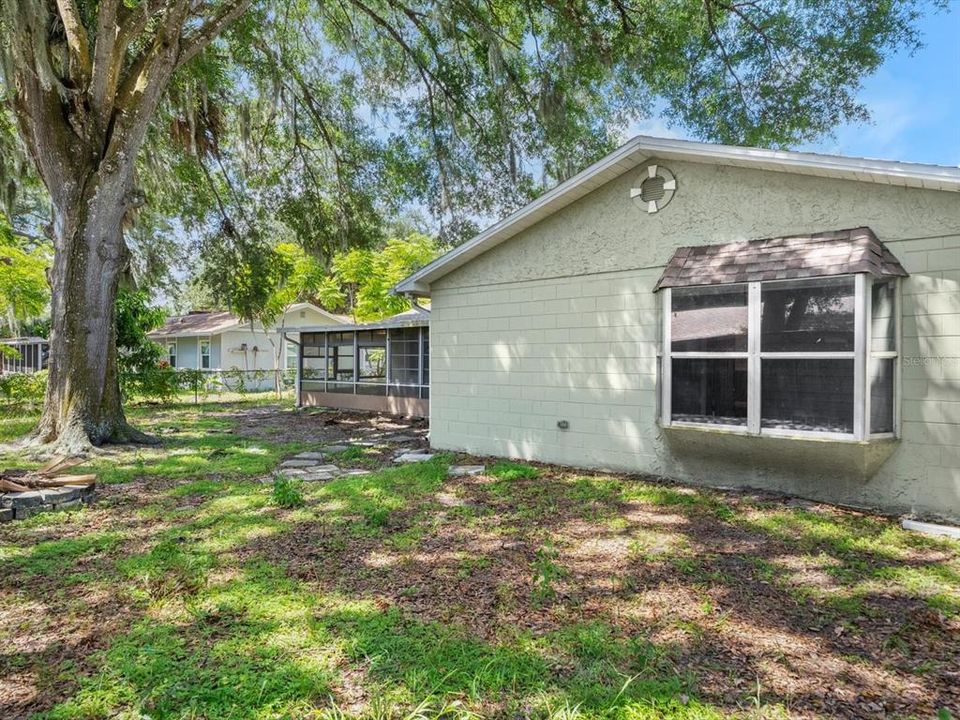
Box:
[296,308,430,416]
[0,337,48,374]
[394,135,960,521]
[149,303,346,383]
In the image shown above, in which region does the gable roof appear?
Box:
[655,227,908,291]
[149,302,346,338]
[395,136,960,296]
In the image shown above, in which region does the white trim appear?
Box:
[747,282,761,434]
[864,276,873,437]
[167,339,178,368]
[395,135,960,295]
[662,272,897,441]
[853,274,867,440]
[660,288,671,425]
[759,351,855,360]
[670,351,749,359]
[895,279,903,437]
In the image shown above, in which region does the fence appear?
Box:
[0,368,299,410]
[120,368,299,404]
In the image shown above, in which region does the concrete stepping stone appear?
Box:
[294,451,326,460]
[320,444,350,454]
[341,469,371,477]
[301,470,337,482]
[394,452,435,463]
[281,459,318,468]
[385,434,418,443]
[448,465,485,477]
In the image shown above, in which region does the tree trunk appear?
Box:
[31,170,149,452]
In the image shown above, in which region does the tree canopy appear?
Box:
[0,211,50,335]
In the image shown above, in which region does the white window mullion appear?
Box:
[895,278,903,437]
[853,273,867,440]
[866,280,873,439]
[661,288,672,426]
[747,281,761,434]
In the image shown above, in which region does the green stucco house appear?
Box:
[395,136,960,521]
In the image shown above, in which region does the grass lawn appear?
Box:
[0,401,957,719]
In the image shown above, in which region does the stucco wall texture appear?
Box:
[428,158,960,520]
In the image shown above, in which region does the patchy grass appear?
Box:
[0,402,958,719]
[488,460,540,481]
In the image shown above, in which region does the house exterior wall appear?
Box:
[428,158,960,520]
[174,336,199,370]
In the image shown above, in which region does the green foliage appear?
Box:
[0,368,47,406]
[531,541,566,607]
[489,461,540,481]
[0,211,50,333]
[272,475,305,509]
[115,288,177,401]
[325,233,440,321]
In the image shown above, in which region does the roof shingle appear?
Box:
[654,227,907,291]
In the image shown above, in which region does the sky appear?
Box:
[631,3,960,167]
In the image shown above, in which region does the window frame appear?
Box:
[199,338,212,370]
[167,340,178,368]
[660,274,900,441]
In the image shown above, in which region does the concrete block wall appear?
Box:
[431,268,666,472]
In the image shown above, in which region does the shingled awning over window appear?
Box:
[654,227,908,291]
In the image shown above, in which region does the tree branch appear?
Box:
[88,0,123,127]
[177,0,253,69]
[54,0,92,85]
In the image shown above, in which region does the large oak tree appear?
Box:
[0,0,940,451]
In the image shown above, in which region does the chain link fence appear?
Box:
[1,368,298,411]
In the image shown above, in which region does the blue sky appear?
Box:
[632,4,960,167]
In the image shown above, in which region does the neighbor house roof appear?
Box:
[395,136,960,296]
[294,308,430,334]
[150,310,239,338]
[149,302,346,338]
[654,227,908,291]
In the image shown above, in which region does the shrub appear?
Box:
[0,369,47,406]
[272,475,304,508]
[121,362,180,402]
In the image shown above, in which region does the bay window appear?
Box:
[661,274,900,439]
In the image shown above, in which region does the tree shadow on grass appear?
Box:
[243,462,960,718]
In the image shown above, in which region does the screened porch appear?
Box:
[295,311,429,416]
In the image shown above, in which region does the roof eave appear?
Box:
[392,136,960,296]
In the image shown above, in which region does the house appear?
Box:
[394,136,960,520]
[296,308,430,416]
[149,303,346,386]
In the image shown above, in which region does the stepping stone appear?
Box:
[301,471,336,482]
[281,459,318,468]
[294,451,326,460]
[341,469,371,477]
[448,465,485,477]
[310,464,341,474]
[385,434,418,443]
[394,452,435,463]
[281,469,306,478]
[320,444,350,454]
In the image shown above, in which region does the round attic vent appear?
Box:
[630,164,676,214]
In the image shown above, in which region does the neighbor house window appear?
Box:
[661,275,899,439]
[285,340,298,371]
[200,339,211,370]
[167,341,177,368]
